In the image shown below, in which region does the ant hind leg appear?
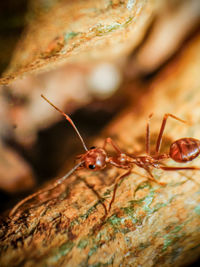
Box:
[161,166,200,171]
[155,113,187,154]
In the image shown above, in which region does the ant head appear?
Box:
[81,147,107,171]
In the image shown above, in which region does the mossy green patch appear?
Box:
[150,202,167,213]
[162,225,185,252]
[107,214,122,226]
[162,234,173,252]
[134,182,151,195]
[171,226,182,233]
[49,241,74,263]
[121,206,138,223]
[144,193,176,215]
[64,32,79,42]
[103,189,112,197]
[88,245,98,257]
[143,189,155,213]
[194,204,200,215]
[59,241,74,256]
[80,205,96,220]
[77,238,89,249]
[122,206,135,215]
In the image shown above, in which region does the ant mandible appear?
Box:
[9,95,200,217]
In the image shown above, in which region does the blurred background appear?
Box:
[0,3,200,262]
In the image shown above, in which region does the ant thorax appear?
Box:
[116,153,131,165]
[107,153,133,168]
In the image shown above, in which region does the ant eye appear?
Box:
[89,164,96,169]
[90,146,96,149]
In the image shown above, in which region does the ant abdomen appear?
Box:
[169,138,200,163]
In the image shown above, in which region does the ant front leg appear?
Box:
[155,113,187,154]
[9,162,83,217]
[9,187,50,217]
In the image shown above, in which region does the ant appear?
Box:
[9,95,200,218]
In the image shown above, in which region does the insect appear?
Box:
[9,95,200,218]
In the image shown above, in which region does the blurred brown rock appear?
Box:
[125,0,200,77]
[0,142,34,193]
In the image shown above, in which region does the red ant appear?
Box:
[9,95,200,217]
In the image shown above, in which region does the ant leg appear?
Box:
[160,166,200,186]
[155,114,187,154]
[80,178,107,219]
[9,187,52,217]
[9,161,82,217]
[109,168,132,212]
[145,167,166,186]
[161,166,200,171]
[103,137,123,154]
[146,113,153,155]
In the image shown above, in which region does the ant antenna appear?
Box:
[9,161,83,217]
[41,94,88,151]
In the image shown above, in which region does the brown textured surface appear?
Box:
[0,33,200,266]
[0,0,157,84]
